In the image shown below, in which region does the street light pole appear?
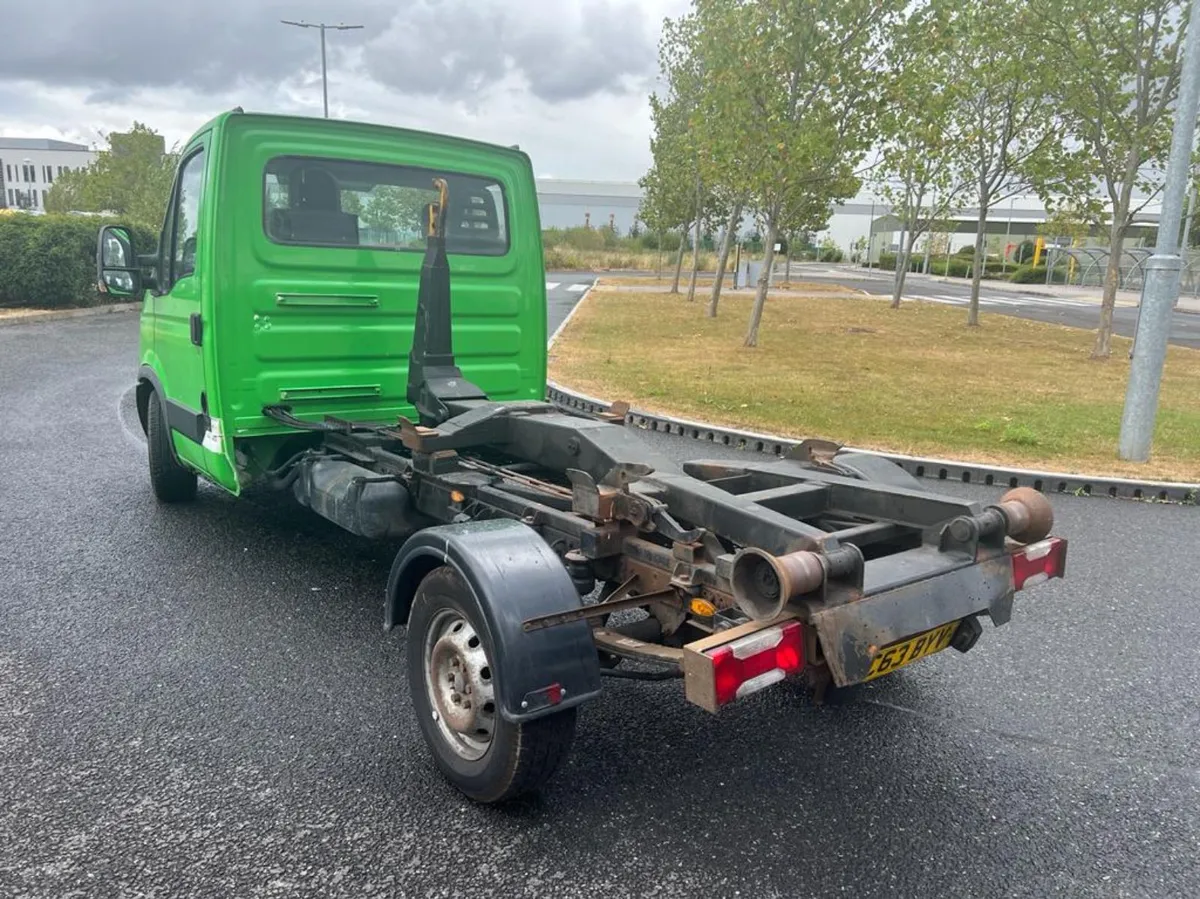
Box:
[1117,0,1200,462]
[281,19,365,118]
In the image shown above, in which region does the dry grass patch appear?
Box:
[598,275,721,288]
[548,288,1200,483]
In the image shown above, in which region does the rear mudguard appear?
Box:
[385,519,602,723]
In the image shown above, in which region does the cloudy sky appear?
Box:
[0,0,691,180]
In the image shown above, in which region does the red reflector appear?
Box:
[708,621,805,707]
[1011,537,1068,591]
[544,683,564,706]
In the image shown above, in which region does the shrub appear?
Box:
[873,253,927,273]
[1008,263,1070,284]
[931,256,973,278]
[0,213,156,309]
[639,231,683,252]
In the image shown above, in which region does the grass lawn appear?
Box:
[547,288,1200,483]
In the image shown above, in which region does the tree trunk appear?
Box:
[708,201,743,318]
[966,208,989,327]
[1093,217,1127,358]
[686,216,703,303]
[745,218,780,347]
[669,227,688,294]
[785,249,792,283]
[1094,147,1140,357]
[685,172,703,302]
[891,222,920,309]
[657,230,663,280]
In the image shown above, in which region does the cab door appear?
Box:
[153,140,214,477]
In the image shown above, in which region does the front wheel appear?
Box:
[406,566,577,804]
[146,392,197,503]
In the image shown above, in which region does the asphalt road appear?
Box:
[545,271,596,338]
[2,307,1199,898]
[791,264,1200,349]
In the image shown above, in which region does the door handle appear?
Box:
[190,313,203,346]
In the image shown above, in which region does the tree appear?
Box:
[705,187,745,317]
[689,0,756,318]
[642,11,709,296]
[1030,0,1188,358]
[943,0,1068,327]
[359,185,428,243]
[44,168,88,214]
[44,123,177,229]
[638,150,694,293]
[696,0,900,346]
[1038,202,1098,247]
[873,2,971,308]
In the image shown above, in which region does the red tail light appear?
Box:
[706,621,806,707]
[1011,537,1068,591]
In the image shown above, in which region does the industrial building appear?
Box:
[0,138,96,212]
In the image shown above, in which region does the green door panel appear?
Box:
[154,143,212,477]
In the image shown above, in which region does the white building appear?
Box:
[536,179,644,233]
[532,178,1167,262]
[0,138,96,212]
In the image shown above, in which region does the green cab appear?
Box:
[99,110,548,497]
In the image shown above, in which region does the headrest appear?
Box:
[290,167,340,211]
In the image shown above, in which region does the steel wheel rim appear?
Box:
[423,609,496,761]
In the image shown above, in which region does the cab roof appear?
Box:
[185,109,531,166]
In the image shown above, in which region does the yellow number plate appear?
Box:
[864,621,959,682]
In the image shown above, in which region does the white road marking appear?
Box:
[545,281,561,291]
[567,283,589,292]
[117,385,147,453]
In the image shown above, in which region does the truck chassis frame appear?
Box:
[264,182,1066,713]
[245,182,1066,803]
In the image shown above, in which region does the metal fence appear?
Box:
[1055,246,1200,295]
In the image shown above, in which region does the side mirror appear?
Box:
[96,225,143,298]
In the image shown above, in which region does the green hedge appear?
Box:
[0,213,157,309]
[1007,263,1070,284]
[870,253,1018,279]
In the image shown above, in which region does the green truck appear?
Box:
[98,110,1068,804]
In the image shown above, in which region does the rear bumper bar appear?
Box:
[809,552,1017,687]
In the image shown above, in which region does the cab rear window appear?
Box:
[263,156,508,256]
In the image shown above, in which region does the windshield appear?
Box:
[263,155,508,256]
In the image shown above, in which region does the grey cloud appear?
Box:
[362,0,657,103]
[2,0,657,104]
[0,0,391,93]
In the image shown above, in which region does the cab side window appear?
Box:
[167,148,207,288]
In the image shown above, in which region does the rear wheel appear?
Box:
[146,393,197,503]
[406,566,577,804]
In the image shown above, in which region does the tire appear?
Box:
[406,566,577,804]
[146,392,198,504]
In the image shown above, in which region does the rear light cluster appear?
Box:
[1010,537,1068,591]
[706,621,805,707]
